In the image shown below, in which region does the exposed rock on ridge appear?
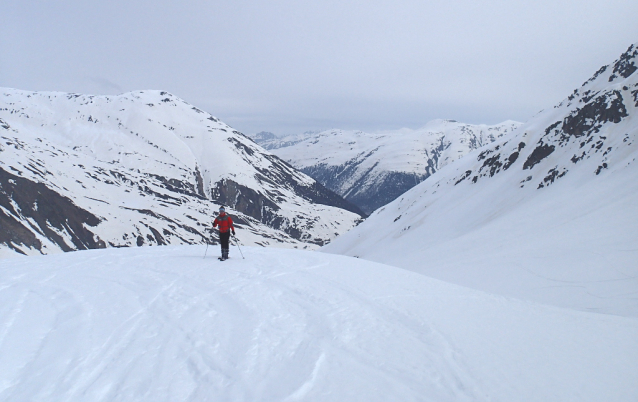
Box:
[0,89,362,256]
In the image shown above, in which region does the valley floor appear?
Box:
[1,246,637,401]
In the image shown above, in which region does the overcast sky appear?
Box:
[2,1,637,135]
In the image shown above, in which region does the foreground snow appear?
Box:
[1,246,636,401]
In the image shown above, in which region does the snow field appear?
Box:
[1,246,637,401]
[325,154,638,317]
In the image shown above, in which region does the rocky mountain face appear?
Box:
[251,120,521,214]
[323,44,638,316]
[0,89,363,257]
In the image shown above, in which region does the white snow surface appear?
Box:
[1,246,636,401]
[323,44,638,318]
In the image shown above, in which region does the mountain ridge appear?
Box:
[251,120,522,214]
[323,43,638,317]
[0,89,362,257]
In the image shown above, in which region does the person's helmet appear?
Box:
[219,206,225,213]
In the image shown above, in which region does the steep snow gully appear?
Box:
[1,246,637,401]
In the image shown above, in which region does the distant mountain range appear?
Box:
[250,120,521,214]
[323,43,638,317]
[0,90,363,257]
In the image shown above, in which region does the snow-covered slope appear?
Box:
[252,121,521,214]
[324,43,638,317]
[0,89,362,257]
[1,246,636,401]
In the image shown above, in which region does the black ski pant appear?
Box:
[219,231,230,257]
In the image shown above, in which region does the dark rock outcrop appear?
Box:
[0,167,106,254]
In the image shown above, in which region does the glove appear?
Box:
[232,230,236,236]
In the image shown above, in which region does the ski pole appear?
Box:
[233,234,245,259]
[203,240,209,259]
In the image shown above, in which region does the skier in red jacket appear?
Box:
[213,206,235,260]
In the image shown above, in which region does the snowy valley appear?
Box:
[251,120,521,214]
[324,43,638,317]
[0,40,637,401]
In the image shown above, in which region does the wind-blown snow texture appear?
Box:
[324,43,638,317]
[252,121,521,214]
[0,90,362,257]
[1,246,636,401]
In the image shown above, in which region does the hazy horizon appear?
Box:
[2,1,637,135]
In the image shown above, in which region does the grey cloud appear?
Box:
[1,0,637,135]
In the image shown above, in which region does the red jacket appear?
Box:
[213,213,234,233]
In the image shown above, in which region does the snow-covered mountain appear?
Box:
[2,245,636,401]
[324,43,638,317]
[0,89,363,257]
[251,120,521,214]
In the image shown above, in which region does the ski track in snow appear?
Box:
[1,246,637,401]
